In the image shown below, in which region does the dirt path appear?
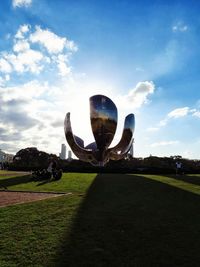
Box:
[0,191,68,208]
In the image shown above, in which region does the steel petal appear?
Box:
[64,113,95,162]
[109,114,135,160]
[90,95,117,151]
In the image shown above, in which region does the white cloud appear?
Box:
[0,58,12,73]
[13,40,30,52]
[158,107,190,127]
[124,81,155,109]
[15,24,30,39]
[5,49,44,74]
[0,26,128,155]
[0,77,5,86]
[146,127,159,132]
[149,106,200,132]
[192,111,200,118]
[0,25,156,156]
[0,75,115,154]
[30,26,77,54]
[65,40,78,52]
[56,54,71,76]
[0,75,10,87]
[0,24,77,78]
[57,61,71,76]
[158,119,167,127]
[151,141,179,147]
[1,80,47,101]
[167,107,190,118]
[12,0,32,8]
[0,80,52,153]
[5,74,10,81]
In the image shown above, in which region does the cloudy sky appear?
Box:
[0,0,200,159]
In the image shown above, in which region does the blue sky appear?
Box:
[0,0,200,159]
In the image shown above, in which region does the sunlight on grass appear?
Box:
[0,172,97,193]
[137,174,200,195]
[0,170,29,179]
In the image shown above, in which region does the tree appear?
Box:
[12,147,58,171]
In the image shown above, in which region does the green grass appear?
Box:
[0,172,96,193]
[1,172,200,266]
[0,170,28,176]
[0,195,81,267]
[0,170,19,175]
[137,174,200,195]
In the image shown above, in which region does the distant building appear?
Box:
[68,150,72,161]
[0,150,14,167]
[0,149,5,162]
[4,153,14,162]
[59,144,66,160]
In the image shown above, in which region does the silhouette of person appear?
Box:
[176,161,182,175]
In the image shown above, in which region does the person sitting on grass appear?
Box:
[53,169,63,180]
[47,161,53,178]
[47,159,58,179]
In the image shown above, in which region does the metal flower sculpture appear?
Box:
[64,94,135,166]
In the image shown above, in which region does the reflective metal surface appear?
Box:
[64,95,135,166]
[64,113,97,164]
[90,95,117,151]
[109,114,135,160]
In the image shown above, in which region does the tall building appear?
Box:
[59,144,66,160]
[68,150,72,161]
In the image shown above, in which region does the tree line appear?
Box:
[9,147,200,174]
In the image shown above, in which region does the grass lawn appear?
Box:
[1,172,200,266]
[0,170,27,176]
[0,172,96,193]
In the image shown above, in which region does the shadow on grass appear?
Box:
[0,175,31,189]
[36,179,54,186]
[163,174,200,186]
[52,173,200,267]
